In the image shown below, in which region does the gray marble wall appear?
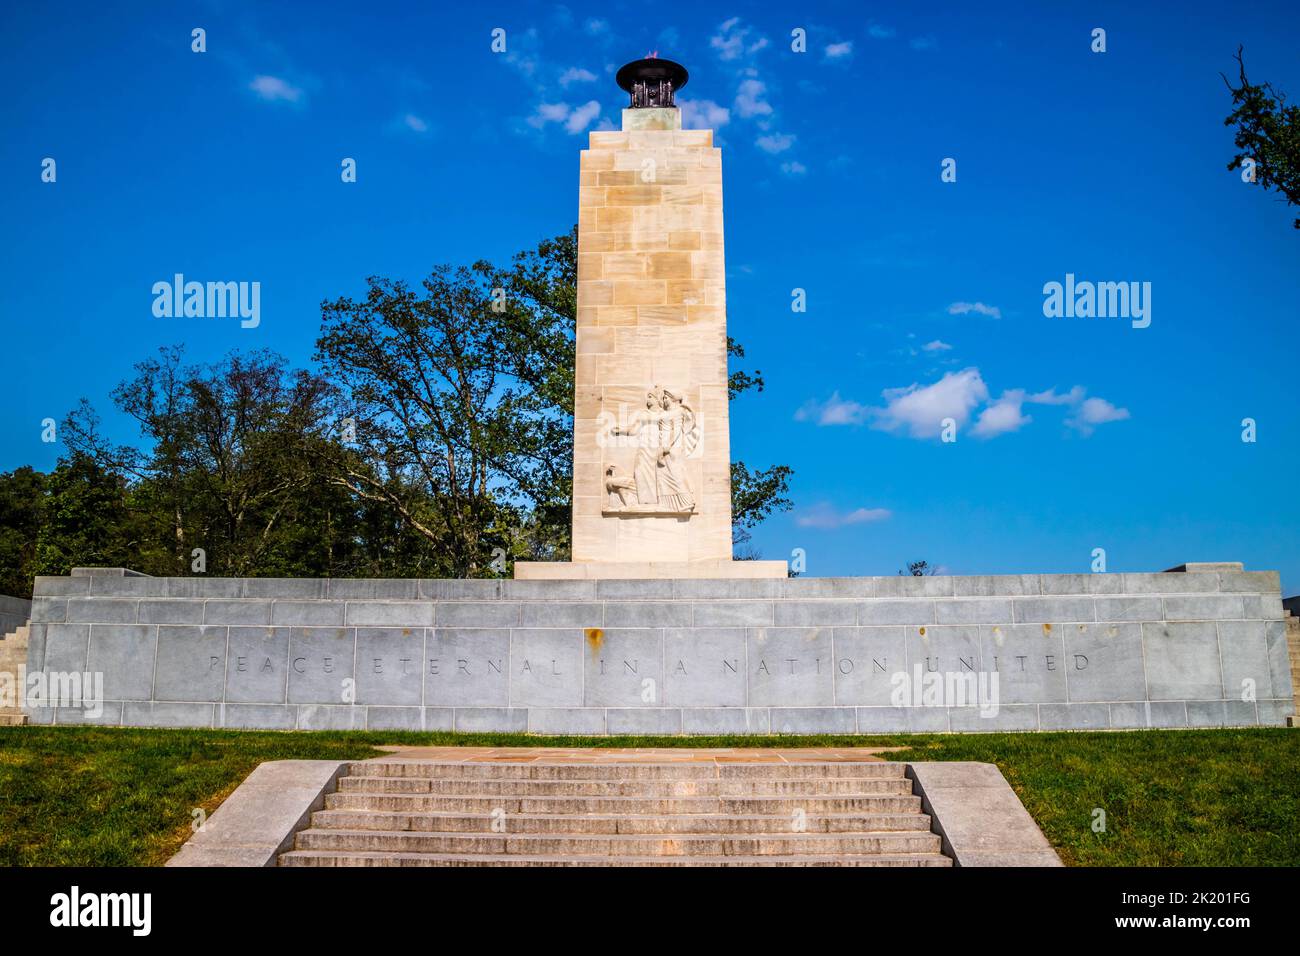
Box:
[22,570,1294,733]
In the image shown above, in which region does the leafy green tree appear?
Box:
[0,466,46,597]
[62,348,357,578]
[731,462,793,557]
[726,339,792,557]
[316,264,542,576]
[1223,47,1300,229]
[32,454,148,580]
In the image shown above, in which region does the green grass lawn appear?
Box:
[1,727,1295,866]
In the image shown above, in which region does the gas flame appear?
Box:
[646,50,658,59]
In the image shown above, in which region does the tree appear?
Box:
[731,462,793,557]
[1223,47,1300,229]
[726,340,792,558]
[317,260,555,577]
[0,466,46,597]
[318,227,794,572]
[62,347,359,578]
[32,454,147,580]
[899,560,938,577]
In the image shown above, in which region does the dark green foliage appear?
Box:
[1223,47,1300,229]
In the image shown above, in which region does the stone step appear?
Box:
[308,808,934,834]
[292,828,944,857]
[1288,622,1300,715]
[0,714,28,726]
[279,849,953,867]
[350,760,905,781]
[324,791,925,815]
[279,847,955,867]
[335,775,915,797]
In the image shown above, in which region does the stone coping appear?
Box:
[907,762,1063,867]
[166,760,350,867]
[32,569,1283,600]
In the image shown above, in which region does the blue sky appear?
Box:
[2,2,1298,589]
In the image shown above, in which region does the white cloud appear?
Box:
[559,67,597,87]
[873,368,989,438]
[911,36,938,51]
[529,102,570,127]
[528,100,602,134]
[756,132,794,154]
[248,75,302,103]
[947,301,1002,319]
[824,41,853,60]
[711,17,768,61]
[795,391,868,426]
[797,503,892,529]
[502,27,541,78]
[564,100,601,133]
[734,78,773,118]
[679,98,730,129]
[868,23,897,39]
[799,372,1129,441]
[1068,397,1131,435]
[781,161,807,175]
[922,340,953,351]
[585,18,610,35]
[402,113,429,133]
[1027,385,1086,406]
[971,390,1031,438]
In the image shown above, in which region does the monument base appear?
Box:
[513,560,789,580]
[22,565,1294,733]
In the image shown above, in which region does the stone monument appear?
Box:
[15,59,1295,735]
[514,57,787,580]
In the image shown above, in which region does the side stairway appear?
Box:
[0,625,29,726]
[278,760,953,867]
[1287,611,1300,725]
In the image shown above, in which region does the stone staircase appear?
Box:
[278,760,953,867]
[0,625,30,726]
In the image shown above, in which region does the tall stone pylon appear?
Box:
[516,58,787,580]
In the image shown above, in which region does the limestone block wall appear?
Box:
[23,570,1293,733]
[572,110,733,565]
